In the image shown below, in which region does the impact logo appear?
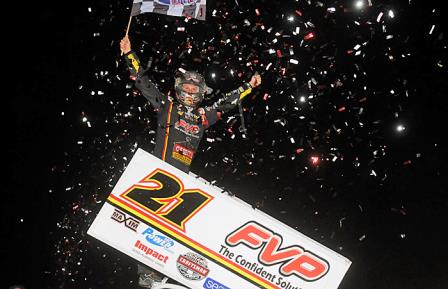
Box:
[203,277,230,289]
[156,0,199,6]
[177,252,210,281]
[226,221,330,281]
[142,227,175,250]
[111,209,139,231]
[134,240,169,264]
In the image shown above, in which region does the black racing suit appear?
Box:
[124,51,254,287]
[124,51,254,173]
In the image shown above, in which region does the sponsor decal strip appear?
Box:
[107,195,282,289]
[172,151,192,165]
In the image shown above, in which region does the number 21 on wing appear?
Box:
[121,169,213,232]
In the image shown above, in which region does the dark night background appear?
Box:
[6,0,448,289]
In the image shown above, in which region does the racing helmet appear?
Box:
[174,71,212,107]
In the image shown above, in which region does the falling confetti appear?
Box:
[10,0,448,289]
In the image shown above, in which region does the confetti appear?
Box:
[16,1,445,288]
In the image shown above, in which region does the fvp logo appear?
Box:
[175,119,200,136]
[111,209,139,231]
[226,221,330,281]
[203,277,230,289]
[142,227,175,249]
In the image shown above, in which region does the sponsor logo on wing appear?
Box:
[133,240,169,265]
[203,277,231,289]
[111,209,139,231]
[225,221,330,281]
[142,227,175,250]
[177,252,209,281]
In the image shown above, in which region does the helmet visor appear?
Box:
[176,89,203,107]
